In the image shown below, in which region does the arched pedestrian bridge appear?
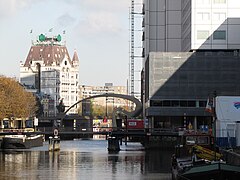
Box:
[60,93,142,127]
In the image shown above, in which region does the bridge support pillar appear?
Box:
[107,137,120,152]
[49,136,60,151]
[120,138,122,145]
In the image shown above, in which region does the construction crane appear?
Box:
[130,0,135,97]
[129,0,143,109]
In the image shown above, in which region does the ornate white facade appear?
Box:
[20,34,79,116]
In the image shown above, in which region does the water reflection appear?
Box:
[0,140,172,180]
[145,150,174,173]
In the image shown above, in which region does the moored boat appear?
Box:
[1,134,44,149]
[171,133,240,180]
[179,161,240,180]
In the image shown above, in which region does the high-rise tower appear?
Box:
[142,0,240,133]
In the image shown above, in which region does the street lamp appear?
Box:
[183,113,186,130]
[106,96,108,117]
[105,87,108,118]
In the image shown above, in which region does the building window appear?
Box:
[199,101,207,107]
[213,0,226,4]
[196,0,210,4]
[197,12,210,21]
[197,30,209,40]
[213,12,226,21]
[213,30,226,40]
[150,100,199,107]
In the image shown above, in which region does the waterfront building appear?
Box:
[79,83,128,116]
[142,0,240,55]
[142,0,240,134]
[20,34,79,116]
[80,83,128,107]
[41,94,55,117]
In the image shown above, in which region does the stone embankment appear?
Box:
[221,148,240,166]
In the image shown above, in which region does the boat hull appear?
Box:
[2,135,43,149]
[173,162,240,180]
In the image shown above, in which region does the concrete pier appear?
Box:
[221,149,240,166]
[107,137,120,152]
[48,136,60,151]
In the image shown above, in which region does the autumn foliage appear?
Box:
[0,76,37,120]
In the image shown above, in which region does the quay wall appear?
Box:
[144,136,180,149]
[221,149,240,166]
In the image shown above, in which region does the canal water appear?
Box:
[0,139,173,180]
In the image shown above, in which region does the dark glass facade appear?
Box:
[143,51,240,130]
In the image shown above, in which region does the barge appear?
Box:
[1,134,44,149]
[171,133,240,179]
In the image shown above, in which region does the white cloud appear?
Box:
[56,13,76,28]
[0,0,39,18]
[71,0,131,37]
[0,0,132,20]
[75,12,123,37]
[61,0,130,12]
[79,0,130,12]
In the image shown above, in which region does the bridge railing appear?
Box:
[0,127,181,136]
[0,128,35,133]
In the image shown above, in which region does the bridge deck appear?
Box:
[0,128,180,137]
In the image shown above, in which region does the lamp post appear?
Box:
[105,87,108,118]
[105,97,108,117]
[213,90,217,161]
[183,113,186,130]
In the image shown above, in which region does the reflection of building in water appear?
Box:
[0,151,42,179]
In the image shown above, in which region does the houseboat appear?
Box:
[1,134,44,149]
[171,133,240,180]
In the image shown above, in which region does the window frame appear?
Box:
[213,30,226,40]
[197,30,210,40]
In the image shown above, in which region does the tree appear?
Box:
[91,104,106,118]
[35,96,43,118]
[56,98,65,113]
[0,76,37,120]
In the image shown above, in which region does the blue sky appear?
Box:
[0,0,142,87]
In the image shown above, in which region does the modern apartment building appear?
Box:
[142,0,240,133]
[80,83,128,108]
[20,34,79,116]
